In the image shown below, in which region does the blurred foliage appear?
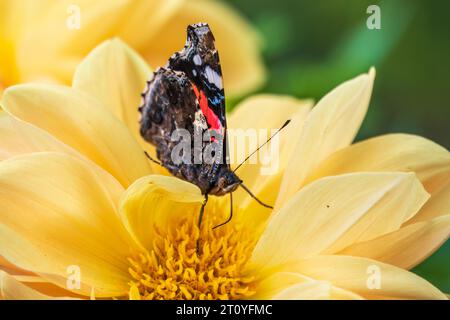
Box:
[224,0,450,292]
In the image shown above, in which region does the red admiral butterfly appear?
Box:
[139,23,288,234]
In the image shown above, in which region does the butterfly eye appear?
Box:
[217,176,227,189]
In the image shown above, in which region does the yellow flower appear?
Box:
[0,0,264,97]
[0,40,449,300]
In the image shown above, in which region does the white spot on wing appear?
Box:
[205,66,223,89]
[193,54,202,66]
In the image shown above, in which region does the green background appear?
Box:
[225,0,450,292]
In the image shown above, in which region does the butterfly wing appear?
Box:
[139,23,239,195]
[167,23,229,167]
[139,67,218,194]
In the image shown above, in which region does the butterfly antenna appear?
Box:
[213,193,234,229]
[233,119,291,173]
[240,183,273,209]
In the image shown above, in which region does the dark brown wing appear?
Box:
[167,23,229,168]
[139,23,238,195]
[139,67,214,194]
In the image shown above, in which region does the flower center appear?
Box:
[127,218,255,300]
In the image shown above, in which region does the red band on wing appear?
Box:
[191,83,222,132]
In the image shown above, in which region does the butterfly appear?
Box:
[139,23,287,233]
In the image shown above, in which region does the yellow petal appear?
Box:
[275,68,376,209]
[0,0,27,85]
[0,256,15,271]
[271,281,332,300]
[16,275,85,299]
[119,175,204,250]
[141,0,266,97]
[227,95,312,224]
[284,255,446,300]
[1,0,56,84]
[305,134,450,196]
[253,272,310,299]
[408,181,450,224]
[329,287,365,300]
[0,271,77,300]
[16,0,134,83]
[1,84,152,187]
[5,0,263,99]
[116,0,183,50]
[0,112,132,209]
[254,272,330,300]
[248,172,429,272]
[338,215,450,269]
[229,95,312,185]
[0,27,18,87]
[228,94,312,137]
[73,39,152,146]
[273,282,365,300]
[0,111,75,160]
[304,133,450,225]
[254,271,363,300]
[0,256,31,276]
[0,152,139,297]
[270,282,364,300]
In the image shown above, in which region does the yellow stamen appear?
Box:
[129,284,141,300]
[128,218,255,300]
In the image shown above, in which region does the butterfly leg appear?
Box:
[212,192,233,229]
[144,151,162,166]
[196,194,209,254]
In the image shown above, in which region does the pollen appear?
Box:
[127,218,255,300]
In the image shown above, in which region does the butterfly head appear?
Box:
[209,170,242,196]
